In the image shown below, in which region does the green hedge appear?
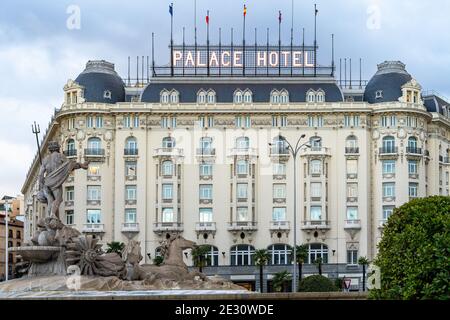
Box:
[298,275,339,292]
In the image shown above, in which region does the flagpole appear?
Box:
[314,4,317,77]
[243,5,246,76]
[302,28,305,76]
[170,3,174,77]
[266,28,269,76]
[152,32,155,76]
[254,28,257,76]
[331,34,335,77]
[219,28,222,76]
[278,11,281,77]
[231,28,234,76]
[194,0,197,76]
[291,0,294,76]
[183,27,186,76]
[207,11,210,76]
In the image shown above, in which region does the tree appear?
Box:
[314,257,323,275]
[254,249,270,293]
[295,244,309,281]
[106,241,125,257]
[298,275,338,292]
[358,256,370,291]
[191,245,211,273]
[371,196,450,300]
[272,271,291,292]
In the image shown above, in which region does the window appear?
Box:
[87,186,101,201]
[310,136,322,150]
[234,90,243,103]
[161,90,169,104]
[272,207,286,221]
[65,186,74,201]
[273,163,286,175]
[207,91,216,104]
[237,183,248,199]
[316,90,325,103]
[125,185,137,201]
[382,136,396,153]
[347,183,358,198]
[161,117,177,128]
[310,182,322,198]
[88,163,101,177]
[280,90,289,104]
[310,160,322,175]
[236,207,249,221]
[103,90,111,99]
[408,160,418,175]
[409,183,418,198]
[310,206,322,221]
[86,209,101,224]
[344,116,360,127]
[230,245,255,266]
[308,115,314,127]
[162,184,173,200]
[383,206,394,220]
[199,208,213,223]
[199,163,212,177]
[68,118,76,130]
[161,160,173,176]
[87,137,101,151]
[125,208,137,223]
[133,115,139,128]
[268,244,291,265]
[273,184,286,199]
[86,116,94,128]
[236,136,250,149]
[270,90,280,104]
[406,116,417,127]
[125,161,137,177]
[162,137,176,148]
[205,246,219,266]
[382,160,396,174]
[96,116,103,128]
[347,207,358,220]
[199,185,213,200]
[317,116,323,127]
[347,250,358,265]
[243,90,253,103]
[383,182,395,198]
[162,208,175,222]
[125,137,137,152]
[375,90,383,99]
[306,90,316,103]
[197,90,207,104]
[66,210,74,225]
[346,160,358,175]
[236,160,249,175]
[200,137,212,150]
[170,91,179,103]
[123,115,131,128]
[307,243,328,264]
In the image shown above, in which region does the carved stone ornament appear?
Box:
[76,130,85,141]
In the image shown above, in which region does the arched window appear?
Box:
[280,90,289,104]
[67,139,75,151]
[160,90,169,104]
[170,91,179,103]
[382,136,396,153]
[204,245,219,266]
[306,89,316,103]
[200,137,213,150]
[87,137,101,151]
[207,90,216,104]
[408,136,417,149]
[316,89,325,103]
[236,136,250,149]
[310,136,322,150]
[230,244,255,266]
[272,136,288,154]
[346,135,358,153]
[307,243,328,264]
[234,90,243,104]
[162,160,174,176]
[310,159,322,175]
[268,244,292,265]
[125,137,137,155]
[270,90,280,104]
[197,90,207,104]
[243,90,253,103]
[236,159,249,175]
[162,136,176,148]
[103,90,112,99]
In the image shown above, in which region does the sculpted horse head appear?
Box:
[164,234,196,267]
[122,240,143,265]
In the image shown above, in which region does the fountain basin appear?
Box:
[9,246,61,263]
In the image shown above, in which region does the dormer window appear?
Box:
[197,89,216,104]
[161,90,169,104]
[103,90,112,99]
[160,89,179,104]
[207,90,216,104]
[243,90,253,103]
[316,89,325,103]
[197,90,207,104]
[306,89,316,103]
[170,91,179,103]
[375,90,383,99]
[234,90,243,104]
[271,89,289,104]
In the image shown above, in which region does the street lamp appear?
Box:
[4,200,11,282]
[270,134,321,292]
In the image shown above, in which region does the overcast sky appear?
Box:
[0,0,449,197]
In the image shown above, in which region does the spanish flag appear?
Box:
[243,5,247,17]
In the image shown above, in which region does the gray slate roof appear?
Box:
[423,95,449,115]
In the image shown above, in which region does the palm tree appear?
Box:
[153,256,164,266]
[272,271,292,292]
[358,256,370,291]
[106,241,125,257]
[254,249,270,293]
[295,244,309,281]
[191,245,211,273]
[314,257,323,275]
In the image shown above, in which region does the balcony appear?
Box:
[301,147,332,157]
[229,147,258,157]
[301,220,331,231]
[124,148,139,156]
[345,147,359,154]
[82,223,105,233]
[379,147,398,155]
[154,148,184,157]
[121,223,139,233]
[344,219,361,230]
[63,149,77,157]
[196,148,216,157]
[269,147,290,160]
[84,148,105,158]
[406,147,422,159]
[269,221,290,231]
[153,222,183,233]
[195,222,216,232]
[227,221,258,232]
[441,157,450,164]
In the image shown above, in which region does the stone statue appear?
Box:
[37,141,89,218]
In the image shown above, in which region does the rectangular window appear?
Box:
[272,116,278,127]
[65,186,74,201]
[273,163,286,175]
[408,160,418,174]
[236,160,249,175]
[409,183,418,198]
[68,118,76,130]
[383,206,394,220]
[237,183,248,199]
[96,116,103,128]
[87,186,101,201]
[125,185,137,201]
[347,183,358,198]
[88,163,101,177]
[317,116,323,127]
[244,116,251,128]
[199,184,213,200]
[383,183,395,197]
[86,209,101,224]
[199,163,212,176]
[125,208,136,223]
[390,115,397,126]
[171,117,177,128]
[162,208,175,222]
[310,206,322,221]
[308,116,314,127]
[382,160,396,174]
[237,207,249,221]
[344,115,350,127]
[66,210,74,225]
[235,116,242,127]
[124,115,131,128]
[162,184,173,200]
[346,207,358,220]
[199,208,213,223]
[346,159,358,175]
[161,117,169,128]
[310,160,322,175]
[273,184,286,199]
[272,207,286,221]
[207,116,214,128]
[133,116,139,128]
[199,116,205,128]
[125,161,137,177]
[310,182,322,198]
[86,116,94,128]
[381,116,387,127]
[347,250,358,265]
[280,116,287,127]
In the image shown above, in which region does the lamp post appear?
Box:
[4,201,11,282]
[270,134,321,292]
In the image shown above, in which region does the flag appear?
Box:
[315,5,318,16]
[169,3,173,16]
[243,5,247,17]
[279,10,282,23]
[206,11,209,24]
